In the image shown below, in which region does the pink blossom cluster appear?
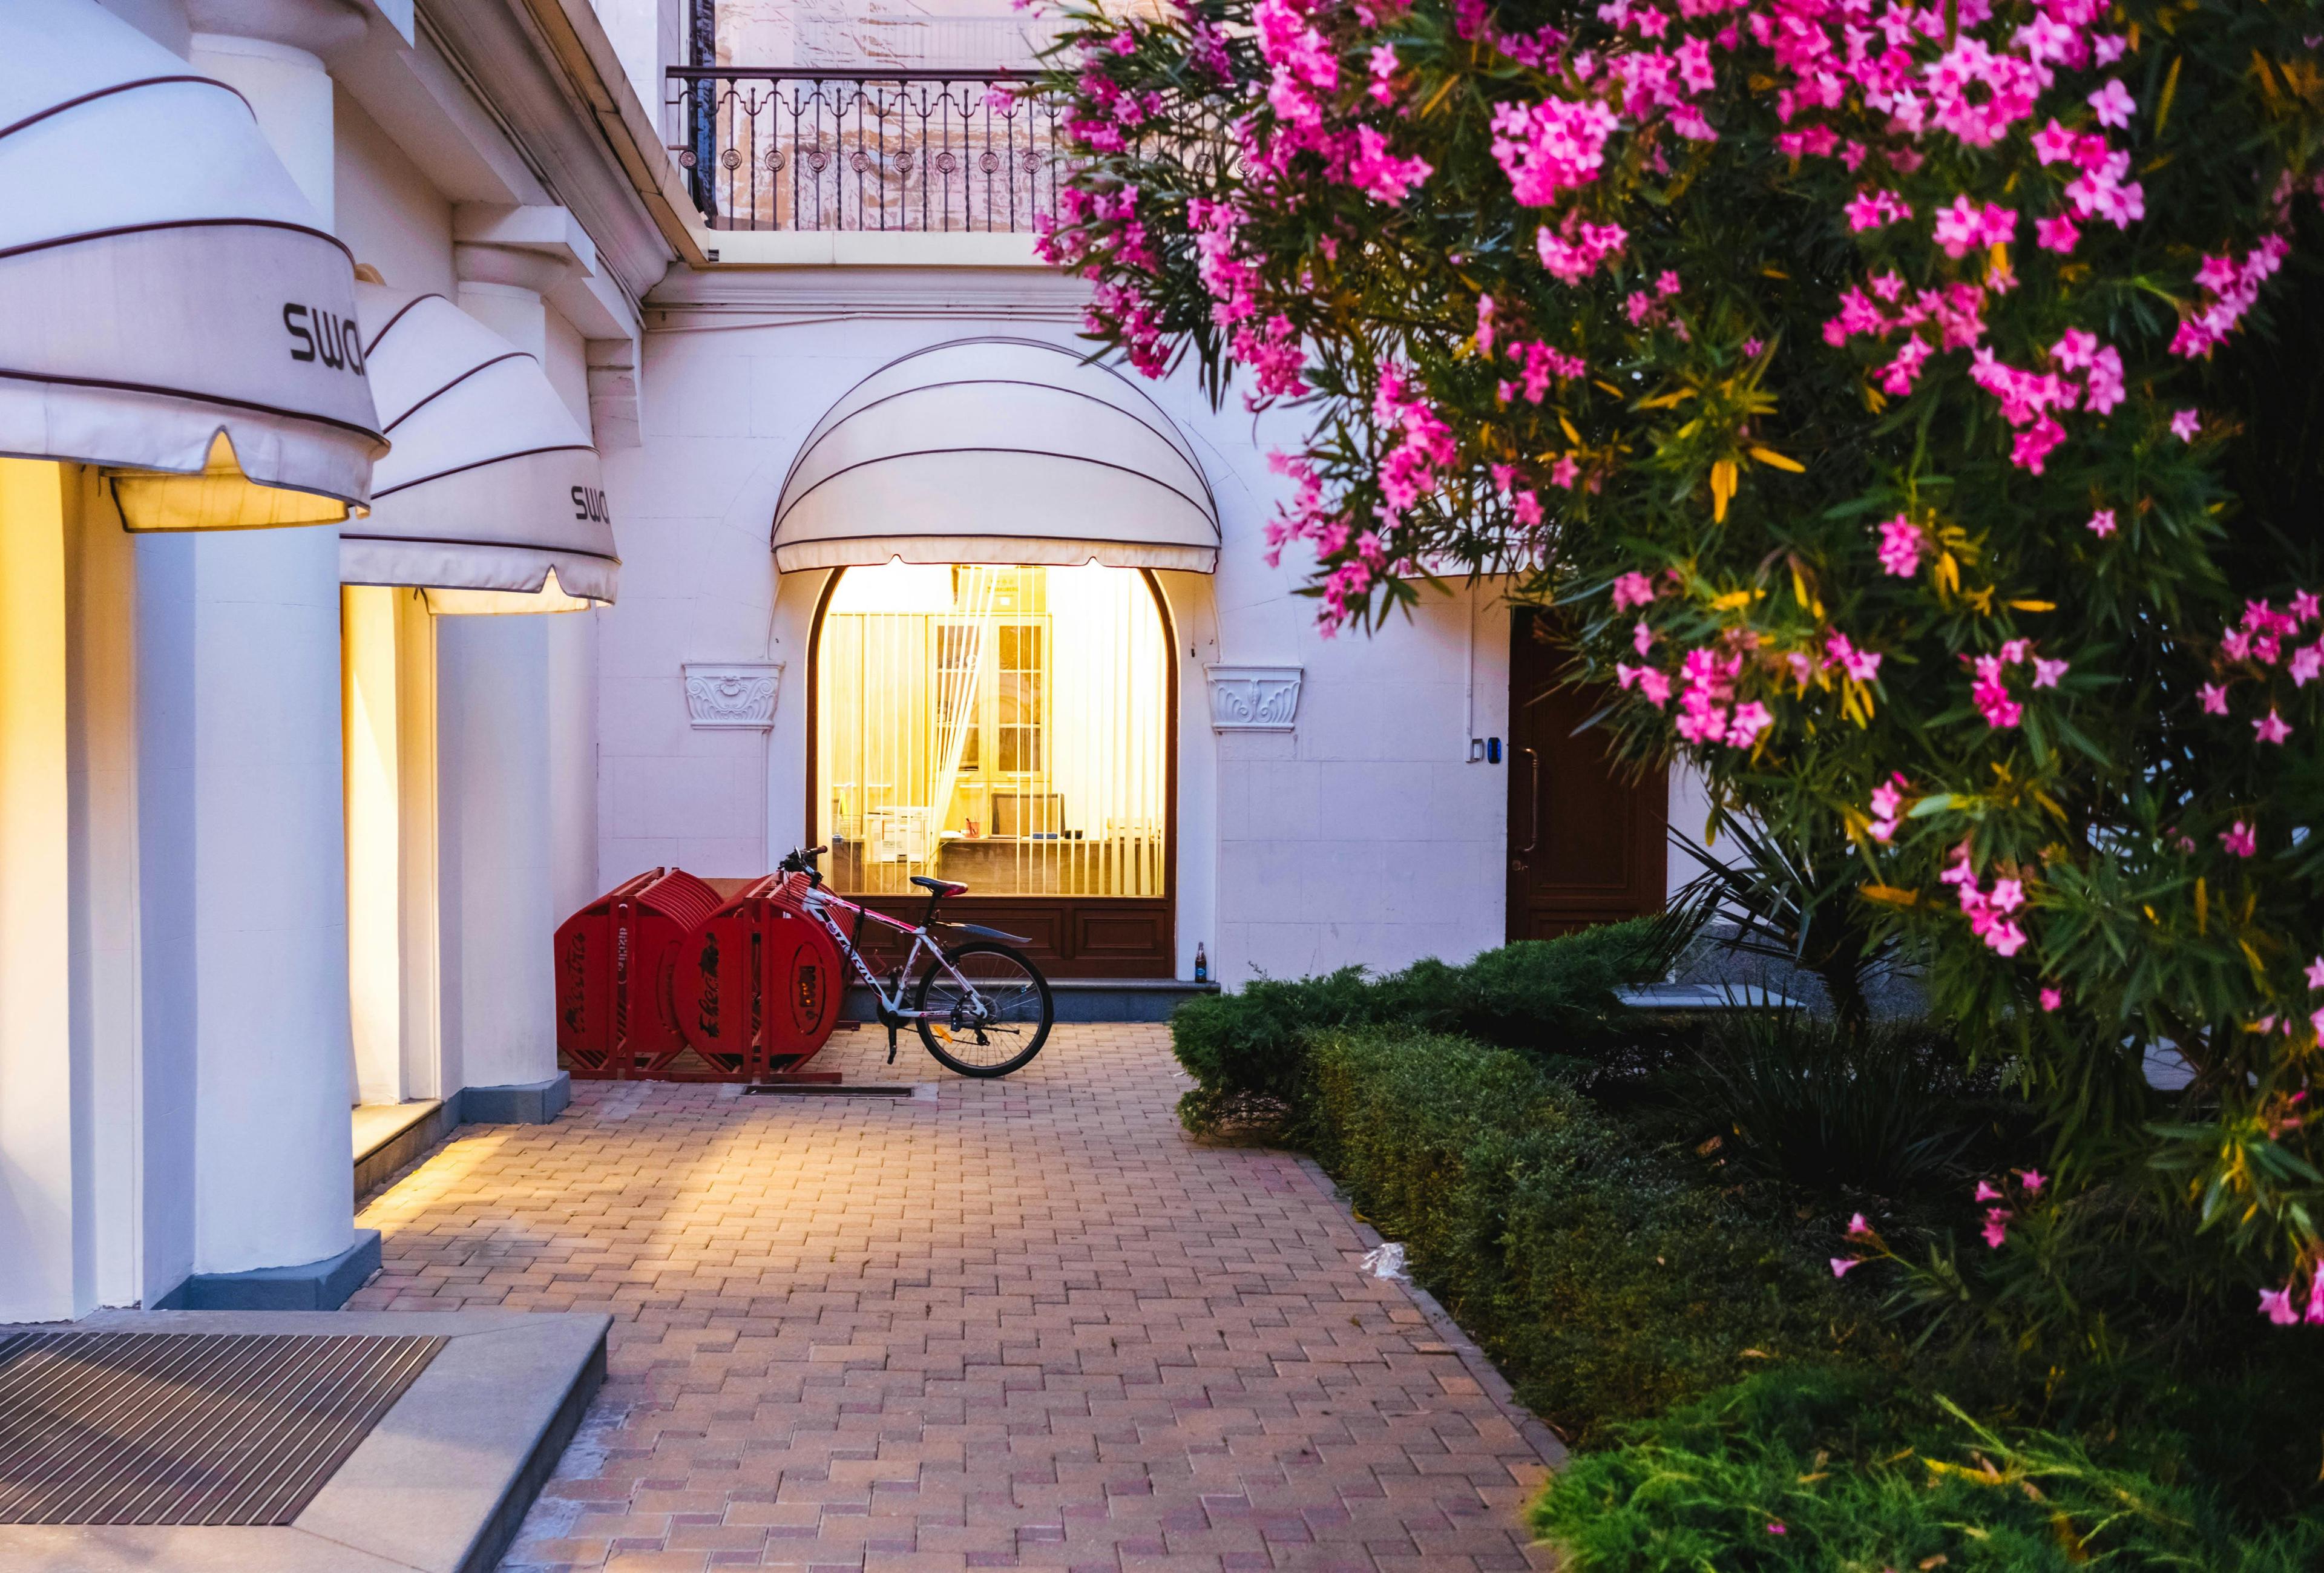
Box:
[1489,95,1623,206]
[2173,235,2293,358]
[1370,366,1460,525]
[2218,593,2324,686]
[1666,648,1772,747]
[1499,339,1589,404]
[1966,637,2067,729]
[1488,462,1546,530]
[1875,511,1924,576]
[2259,1252,2324,1326]
[1969,1168,2046,1249]
[1958,327,2122,473]
[1866,771,1909,842]
[1536,217,1631,285]
[1843,186,1912,232]
[1942,846,2030,958]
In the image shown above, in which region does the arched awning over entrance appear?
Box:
[340,287,616,611]
[772,339,1219,574]
[0,0,383,530]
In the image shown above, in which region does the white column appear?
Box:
[134,0,366,1280]
[137,527,353,1278]
[433,223,593,1097]
[437,616,558,1091]
[0,461,77,1323]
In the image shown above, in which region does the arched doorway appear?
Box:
[809,562,1177,976]
[775,338,1221,979]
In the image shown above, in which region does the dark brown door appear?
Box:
[1506,609,1669,941]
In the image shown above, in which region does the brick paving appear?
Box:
[348,1023,1559,1572]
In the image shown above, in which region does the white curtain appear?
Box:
[927,565,999,833]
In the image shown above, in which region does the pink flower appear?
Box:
[1932,194,2018,258]
[2017,1169,2046,1193]
[2260,1286,2299,1326]
[2171,408,2203,442]
[1634,619,1656,656]
[2087,79,2136,130]
[2040,988,2062,1012]
[2307,1266,2324,1325]
[1981,1208,2011,1249]
[1826,631,1883,681]
[1765,1523,1787,1535]
[1847,1212,1873,1238]
[2199,683,2230,715]
[1876,513,1924,576]
[2032,657,2070,689]
[1845,188,1912,232]
[1725,701,1774,747]
[2221,820,2258,858]
[2255,709,2293,744]
[1830,1256,1865,1278]
[2034,212,2081,254]
[1612,571,1656,611]
[2088,508,2117,538]
[1975,1180,2004,1203]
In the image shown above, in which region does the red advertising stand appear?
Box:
[552,867,721,1079]
[665,873,844,1079]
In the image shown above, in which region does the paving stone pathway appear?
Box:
[349,1024,1559,1572]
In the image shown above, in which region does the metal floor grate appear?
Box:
[0,1331,443,1525]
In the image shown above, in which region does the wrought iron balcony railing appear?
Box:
[667,69,1063,234]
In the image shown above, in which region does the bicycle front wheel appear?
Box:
[913,941,1054,1077]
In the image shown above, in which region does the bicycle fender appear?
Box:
[943,922,1033,947]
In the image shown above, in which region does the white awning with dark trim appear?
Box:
[341,287,617,611]
[0,0,384,530]
[772,339,1220,575]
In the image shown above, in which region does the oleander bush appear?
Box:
[1037,0,2324,1297]
[1300,1025,1873,1442]
[1169,921,1669,1131]
[1531,1366,2324,1573]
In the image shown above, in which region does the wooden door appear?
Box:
[1506,609,1669,941]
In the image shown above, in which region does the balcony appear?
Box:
[666,69,1062,239]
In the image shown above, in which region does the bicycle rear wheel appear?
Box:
[913,941,1053,1077]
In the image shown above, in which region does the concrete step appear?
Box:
[844,977,1219,1024]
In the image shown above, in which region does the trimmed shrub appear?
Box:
[1170,922,1668,1132]
[1531,1367,2324,1572]
[1301,1026,1871,1443]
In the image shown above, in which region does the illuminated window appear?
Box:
[815,563,1169,898]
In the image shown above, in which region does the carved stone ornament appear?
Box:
[683,663,784,729]
[1204,665,1303,732]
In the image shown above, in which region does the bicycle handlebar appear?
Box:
[776,845,829,881]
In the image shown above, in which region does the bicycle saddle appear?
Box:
[910,876,968,897]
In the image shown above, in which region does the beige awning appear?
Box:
[0,0,384,530]
[772,338,1219,574]
[340,287,617,611]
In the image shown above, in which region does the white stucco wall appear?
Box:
[597,284,1528,982]
[333,91,455,297]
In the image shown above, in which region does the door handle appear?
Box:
[1517,747,1540,861]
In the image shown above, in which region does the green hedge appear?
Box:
[1532,1367,2324,1573]
[1297,1026,1868,1444]
[1170,921,1667,1130]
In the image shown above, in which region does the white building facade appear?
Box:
[0,0,1706,1324]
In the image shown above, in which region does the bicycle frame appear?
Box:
[796,885,986,1023]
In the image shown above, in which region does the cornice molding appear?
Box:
[410,0,681,310]
[645,264,1091,327]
